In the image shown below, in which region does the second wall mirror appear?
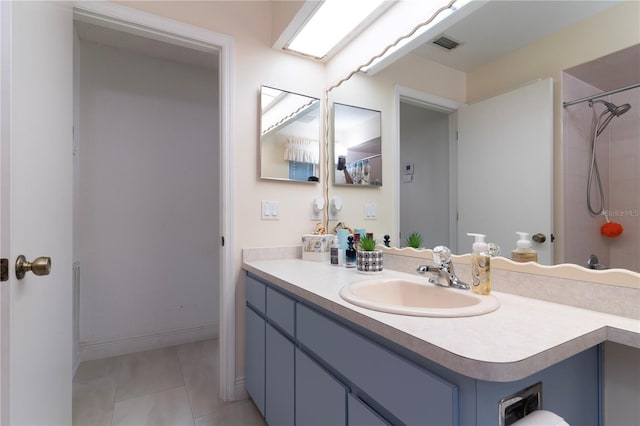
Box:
[333,102,382,186]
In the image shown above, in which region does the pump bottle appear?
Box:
[512,232,538,262]
[467,233,491,295]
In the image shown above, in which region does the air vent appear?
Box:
[432,35,461,51]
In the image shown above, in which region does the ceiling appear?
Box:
[564,43,640,91]
[410,0,621,72]
[75,21,219,70]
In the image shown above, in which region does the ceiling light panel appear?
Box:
[286,0,388,60]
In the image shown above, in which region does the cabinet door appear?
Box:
[245,307,265,416]
[296,349,346,426]
[266,324,295,426]
[348,394,389,426]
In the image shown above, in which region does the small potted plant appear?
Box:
[404,232,423,249]
[356,235,383,272]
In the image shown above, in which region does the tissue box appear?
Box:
[302,234,333,261]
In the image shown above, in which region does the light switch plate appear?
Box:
[261,200,280,220]
[364,203,377,220]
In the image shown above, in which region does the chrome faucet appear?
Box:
[417,246,470,290]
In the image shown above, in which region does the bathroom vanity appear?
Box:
[242,255,639,425]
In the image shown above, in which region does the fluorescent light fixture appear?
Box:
[361,0,475,73]
[286,0,387,59]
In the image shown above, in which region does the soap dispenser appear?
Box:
[467,233,491,295]
[330,236,343,266]
[512,232,538,263]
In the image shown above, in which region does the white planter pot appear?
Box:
[356,250,383,272]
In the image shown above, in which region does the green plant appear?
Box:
[404,232,423,249]
[359,235,377,251]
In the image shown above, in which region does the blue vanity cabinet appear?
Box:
[244,272,600,426]
[295,348,347,426]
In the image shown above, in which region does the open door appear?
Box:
[457,78,553,264]
[1,2,73,423]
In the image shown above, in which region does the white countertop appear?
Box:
[243,258,640,382]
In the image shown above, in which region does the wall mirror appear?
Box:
[333,103,382,186]
[260,86,320,183]
[324,1,639,274]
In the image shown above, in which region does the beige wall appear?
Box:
[466,1,640,263]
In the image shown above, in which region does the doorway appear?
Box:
[394,87,461,253]
[71,0,236,405]
[399,101,452,250]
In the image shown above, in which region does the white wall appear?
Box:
[399,103,449,248]
[78,40,219,358]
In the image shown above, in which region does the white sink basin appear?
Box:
[339,278,500,317]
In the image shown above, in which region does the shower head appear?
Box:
[613,103,632,116]
[590,99,632,136]
[591,99,632,116]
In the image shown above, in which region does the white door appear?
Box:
[1,2,73,423]
[457,78,553,264]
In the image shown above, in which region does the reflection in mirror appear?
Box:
[324,1,640,275]
[333,103,382,186]
[260,86,320,183]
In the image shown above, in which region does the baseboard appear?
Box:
[234,376,248,400]
[80,324,218,361]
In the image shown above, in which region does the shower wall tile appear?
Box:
[562,73,611,268]
[609,87,639,271]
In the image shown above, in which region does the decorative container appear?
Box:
[302,234,333,261]
[356,249,384,272]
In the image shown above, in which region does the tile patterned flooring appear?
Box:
[73,339,266,426]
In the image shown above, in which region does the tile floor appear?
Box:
[73,339,266,426]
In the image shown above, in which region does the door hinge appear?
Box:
[221,236,225,247]
[1,258,8,282]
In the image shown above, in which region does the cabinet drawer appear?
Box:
[266,287,295,337]
[246,274,266,314]
[297,304,458,426]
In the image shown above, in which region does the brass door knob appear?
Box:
[15,255,51,280]
[532,233,546,244]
